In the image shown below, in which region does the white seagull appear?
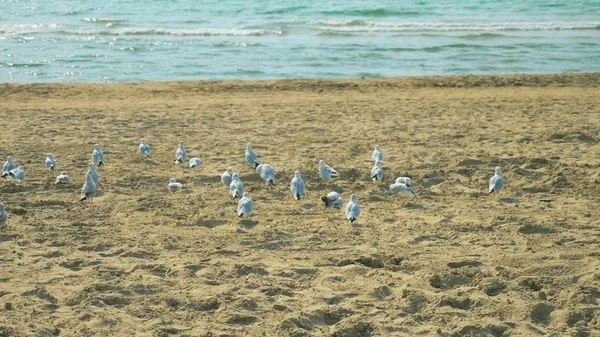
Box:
[80,171,97,201]
[229,173,244,200]
[8,166,25,183]
[1,156,16,178]
[139,139,151,158]
[321,191,343,209]
[390,177,417,198]
[189,157,203,168]
[319,160,339,181]
[345,194,361,223]
[0,203,7,229]
[86,163,99,186]
[256,164,275,186]
[245,143,259,168]
[168,178,183,192]
[371,160,383,182]
[221,167,234,188]
[489,167,504,194]
[237,192,254,217]
[175,141,187,164]
[372,145,383,163]
[290,170,305,200]
[92,144,104,167]
[55,171,70,184]
[45,153,56,170]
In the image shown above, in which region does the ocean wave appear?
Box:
[0,24,282,36]
[319,8,421,17]
[82,18,126,23]
[309,21,600,32]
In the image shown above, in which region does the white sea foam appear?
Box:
[310,21,600,32]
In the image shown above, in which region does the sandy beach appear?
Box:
[0,73,599,337]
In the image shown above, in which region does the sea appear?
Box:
[1,0,599,83]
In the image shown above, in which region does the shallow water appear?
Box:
[1,0,599,82]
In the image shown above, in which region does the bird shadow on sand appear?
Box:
[142,160,158,166]
[405,202,424,210]
[500,198,519,205]
[241,220,259,230]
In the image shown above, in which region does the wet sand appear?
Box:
[0,73,599,337]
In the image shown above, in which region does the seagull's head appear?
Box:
[94,144,101,150]
[169,178,177,183]
[88,163,96,170]
[141,138,147,145]
[350,194,357,202]
[226,167,233,175]
[246,142,252,150]
[495,167,502,175]
[47,153,54,159]
[179,140,184,147]
[60,171,68,176]
[319,159,326,167]
[232,173,239,180]
[7,156,12,162]
[375,145,381,151]
[294,170,302,178]
[242,192,250,198]
[0,203,4,212]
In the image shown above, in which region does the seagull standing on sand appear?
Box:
[80,171,97,201]
[92,144,104,167]
[0,204,7,229]
[229,174,244,200]
[189,157,203,168]
[45,153,56,170]
[2,156,16,178]
[489,167,504,193]
[55,171,70,184]
[256,164,275,186]
[245,143,259,168]
[345,194,361,223]
[8,166,25,183]
[290,170,304,200]
[237,192,254,217]
[371,160,383,182]
[87,163,99,186]
[319,160,339,181]
[390,177,416,198]
[321,191,343,209]
[175,141,187,164]
[221,167,234,187]
[372,145,383,163]
[168,178,183,192]
[139,139,151,158]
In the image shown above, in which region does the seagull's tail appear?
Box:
[50,165,55,171]
[8,172,14,177]
[269,180,275,186]
[145,154,151,158]
[349,217,356,223]
[98,161,104,167]
[296,193,301,200]
[254,162,260,168]
[321,196,329,208]
[1,173,7,179]
[79,196,87,201]
[238,212,244,218]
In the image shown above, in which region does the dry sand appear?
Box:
[0,74,599,337]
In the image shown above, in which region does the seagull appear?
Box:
[345,194,361,223]
[139,139,151,158]
[1,156,16,178]
[321,191,343,209]
[92,144,104,167]
[290,170,304,200]
[80,171,97,201]
[168,178,183,192]
[390,177,417,198]
[8,166,25,183]
[229,173,244,200]
[256,164,275,186]
[55,171,70,184]
[245,143,259,168]
[237,192,254,217]
[175,141,187,164]
[0,203,7,229]
[45,153,56,170]
[189,157,203,168]
[86,163,99,186]
[489,167,504,194]
[371,160,383,182]
[372,145,383,163]
[319,160,339,181]
[221,167,234,188]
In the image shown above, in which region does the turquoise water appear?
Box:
[1,0,599,82]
